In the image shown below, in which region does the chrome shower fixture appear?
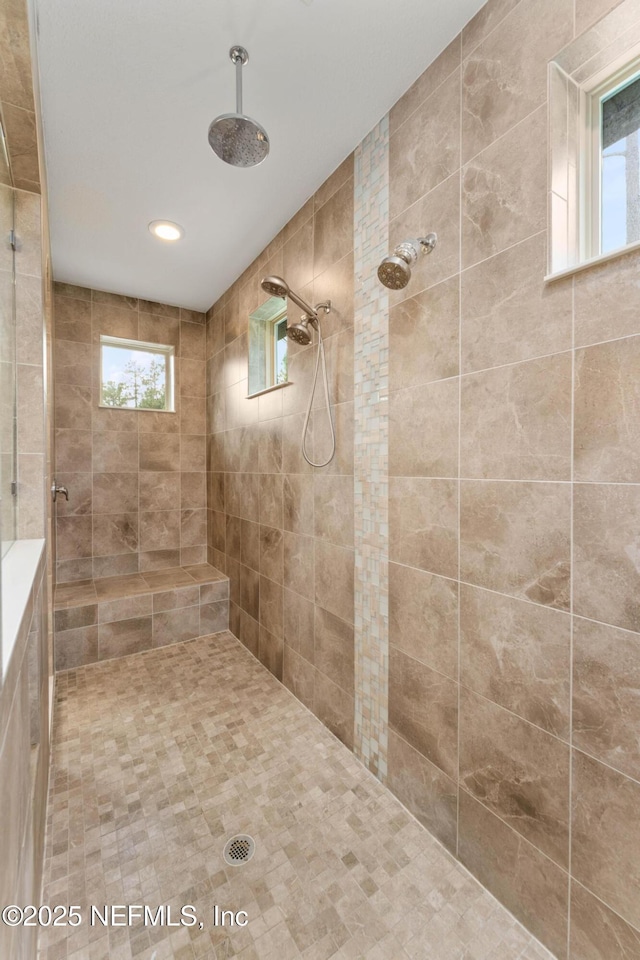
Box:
[260,275,328,327]
[260,274,335,466]
[208,46,269,167]
[377,233,437,289]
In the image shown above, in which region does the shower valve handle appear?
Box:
[51,482,69,502]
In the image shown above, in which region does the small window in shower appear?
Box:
[600,70,640,254]
[247,297,289,397]
[99,335,175,412]
[548,40,640,277]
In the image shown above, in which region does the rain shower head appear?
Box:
[377,234,437,289]
[208,46,269,168]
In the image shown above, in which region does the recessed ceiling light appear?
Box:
[149,220,183,241]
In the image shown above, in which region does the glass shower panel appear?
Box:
[0,118,17,558]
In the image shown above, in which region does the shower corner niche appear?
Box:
[247,296,290,398]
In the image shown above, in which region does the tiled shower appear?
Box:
[2,0,640,956]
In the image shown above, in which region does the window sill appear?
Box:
[246,381,292,400]
[545,237,640,283]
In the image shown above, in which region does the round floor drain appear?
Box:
[223,834,255,865]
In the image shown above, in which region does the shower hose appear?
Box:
[301,322,336,468]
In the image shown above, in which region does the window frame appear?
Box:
[584,52,640,261]
[99,334,175,413]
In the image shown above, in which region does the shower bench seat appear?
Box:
[53,563,229,671]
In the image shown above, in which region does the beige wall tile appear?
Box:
[573,617,640,781]
[313,178,353,278]
[572,750,640,930]
[389,563,458,680]
[461,353,572,480]
[389,378,459,478]
[389,646,458,778]
[460,585,570,737]
[462,105,547,268]
[389,478,458,578]
[283,646,315,710]
[460,480,570,609]
[387,730,458,853]
[313,605,354,693]
[390,36,461,133]
[569,881,640,959]
[313,671,354,749]
[574,247,640,349]
[458,791,569,958]
[98,617,152,660]
[390,69,461,219]
[258,625,283,681]
[389,277,459,391]
[460,688,570,866]
[575,337,640,482]
[574,483,640,631]
[314,540,354,623]
[461,233,572,373]
[313,475,354,546]
[462,0,572,162]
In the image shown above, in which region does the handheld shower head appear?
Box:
[287,318,314,345]
[208,46,270,168]
[260,275,318,319]
[377,233,437,289]
[261,276,289,299]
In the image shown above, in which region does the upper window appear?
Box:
[100,335,175,412]
[548,28,640,278]
[247,297,288,397]
[598,69,640,254]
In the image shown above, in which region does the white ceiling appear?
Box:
[33,0,486,311]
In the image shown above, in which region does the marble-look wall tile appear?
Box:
[390,36,461,133]
[390,68,460,218]
[389,277,459,390]
[458,791,569,958]
[462,0,572,162]
[389,377,459,478]
[573,483,640,632]
[460,585,570,738]
[462,105,547,268]
[573,617,640,781]
[575,336,640,483]
[572,750,640,931]
[569,881,640,959]
[389,478,458,578]
[314,540,354,624]
[460,688,570,867]
[460,353,572,480]
[574,246,640,348]
[389,646,458,778]
[461,233,573,372]
[313,178,354,277]
[312,671,354,749]
[389,563,458,680]
[387,729,458,853]
[314,605,354,693]
[460,480,570,609]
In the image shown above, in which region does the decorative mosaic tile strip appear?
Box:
[353,115,389,780]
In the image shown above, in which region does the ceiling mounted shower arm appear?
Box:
[230,45,248,114]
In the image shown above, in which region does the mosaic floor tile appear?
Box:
[39,633,554,960]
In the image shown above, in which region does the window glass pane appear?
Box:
[100,338,173,411]
[602,74,640,252]
[275,319,288,384]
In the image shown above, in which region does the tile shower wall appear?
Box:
[207,0,640,955]
[53,285,208,582]
[206,155,357,747]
